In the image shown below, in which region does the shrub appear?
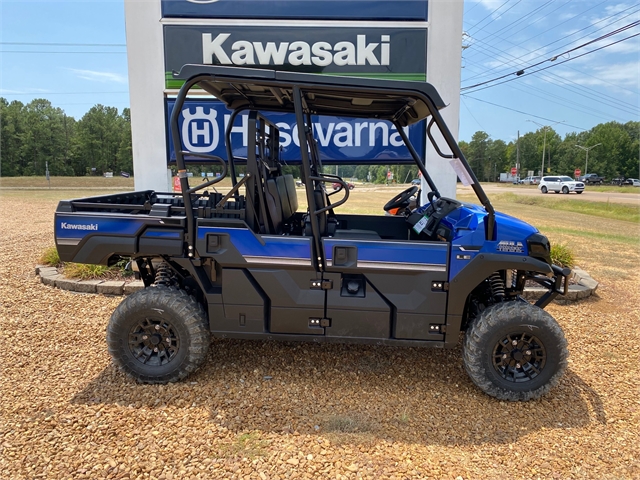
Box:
[551,242,575,268]
[40,246,61,266]
[63,263,113,280]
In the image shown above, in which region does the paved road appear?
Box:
[461,184,640,206]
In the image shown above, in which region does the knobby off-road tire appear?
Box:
[463,302,568,401]
[107,286,210,383]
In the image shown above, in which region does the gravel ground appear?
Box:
[1,192,639,480]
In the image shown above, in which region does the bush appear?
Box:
[551,242,575,268]
[39,247,132,279]
[63,263,113,280]
[40,246,61,266]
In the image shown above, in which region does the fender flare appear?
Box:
[444,253,552,348]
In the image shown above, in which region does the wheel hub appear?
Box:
[128,318,180,366]
[492,333,546,383]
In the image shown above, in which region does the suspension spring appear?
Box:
[488,272,506,300]
[153,263,176,287]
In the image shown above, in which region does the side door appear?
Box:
[197,222,325,336]
[320,237,450,342]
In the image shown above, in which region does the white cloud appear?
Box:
[556,61,640,90]
[68,69,128,84]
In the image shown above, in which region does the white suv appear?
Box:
[539,176,585,194]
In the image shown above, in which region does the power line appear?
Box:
[461,21,640,91]
[466,0,523,36]
[465,0,513,33]
[463,3,640,81]
[462,59,637,122]
[462,39,638,115]
[473,0,568,52]
[464,31,640,94]
[461,94,588,131]
[464,0,602,61]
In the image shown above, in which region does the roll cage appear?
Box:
[169,65,496,262]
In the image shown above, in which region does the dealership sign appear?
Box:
[164,26,427,88]
[161,0,428,21]
[167,100,425,165]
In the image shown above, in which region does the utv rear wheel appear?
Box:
[562,186,569,194]
[107,286,209,383]
[541,186,548,194]
[463,302,568,401]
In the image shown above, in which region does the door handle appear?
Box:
[333,246,357,267]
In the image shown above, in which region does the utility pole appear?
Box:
[528,120,563,176]
[516,130,520,178]
[575,143,601,176]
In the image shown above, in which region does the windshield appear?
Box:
[560,176,573,182]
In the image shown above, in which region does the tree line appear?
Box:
[2,97,638,182]
[459,121,640,181]
[0,98,132,177]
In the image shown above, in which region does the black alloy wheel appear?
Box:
[107,286,209,383]
[463,301,568,401]
[491,332,546,383]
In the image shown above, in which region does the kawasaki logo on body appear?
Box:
[61,222,98,231]
[202,33,390,66]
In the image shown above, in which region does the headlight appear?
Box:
[527,233,551,264]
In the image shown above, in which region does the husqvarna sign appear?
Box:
[161,0,428,20]
[167,100,425,164]
[164,26,427,88]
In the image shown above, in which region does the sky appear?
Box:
[0,0,638,144]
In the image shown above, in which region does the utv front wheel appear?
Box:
[463,302,568,401]
[107,287,210,383]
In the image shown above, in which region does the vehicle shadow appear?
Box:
[71,339,605,446]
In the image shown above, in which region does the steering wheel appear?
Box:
[383,186,419,212]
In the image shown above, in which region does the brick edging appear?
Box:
[35,265,144,295]
[35,265,598,301]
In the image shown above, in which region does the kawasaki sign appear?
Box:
[164,26,427,88]
[161,0,428,21]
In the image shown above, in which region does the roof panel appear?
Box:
[174,65,446,127]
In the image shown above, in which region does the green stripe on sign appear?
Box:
[165,71,426,90]
[323,73,427,81]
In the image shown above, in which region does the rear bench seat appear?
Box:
[265,174,299,233]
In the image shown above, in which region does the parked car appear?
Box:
[332,181,355,191]
[626,178,640,187]
[539,176,585,194]
[411,178,421,185]
[521,176,541,185]
[579,173,604,185]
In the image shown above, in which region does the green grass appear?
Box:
[536,226,639,246]
[496,193,640,223]
[39,246,133,280]
[0,176,135,189]
[226,432,269,459]
[40,246,61,266]
[550,243,575,268]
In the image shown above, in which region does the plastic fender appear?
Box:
[443,253,552,348]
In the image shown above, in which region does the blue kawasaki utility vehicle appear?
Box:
[55,66,570,400]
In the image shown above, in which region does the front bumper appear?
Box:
[528,264,572,308]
